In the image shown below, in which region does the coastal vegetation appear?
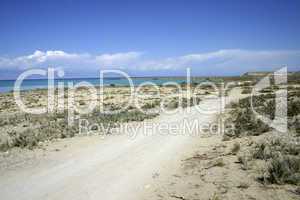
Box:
[224,84,300,186]
[0,85,206,151]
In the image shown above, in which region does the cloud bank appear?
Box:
[0,49,299,79]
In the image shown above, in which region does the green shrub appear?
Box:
[252,142,267,159]
[142,100,160,109]
[166,100,179,109]
[237,154,251,170]
[296,118,300,136]
[7,129,40,149]
[241,87,252,94]
[267,155,300,185]
[0,108,160,151]
[233,108,269,137]
[252,138,300,160]
[288,100,300,117]
[251,137,300,185]
[79,100,86,105]
[231,142,240,155]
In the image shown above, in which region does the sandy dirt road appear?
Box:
[0,96,225,200]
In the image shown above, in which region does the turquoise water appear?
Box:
[0,77,197,93]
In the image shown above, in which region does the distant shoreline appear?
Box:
[1,71,299,93]
[0,76,233,81]
[1,70,299,81]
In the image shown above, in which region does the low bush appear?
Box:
[224,93,300,140]
[142,100,160,109]
[252,137,300,160]
[166,100,179,109]
[0,109,158,151]
[250,136,300,185]
[231,108,270,137]
[165,97,201,110]
[237,154,251,170]
[252,142,268,159]
[231,142,240,155]
[266,155,300,185]
[241,87,252,94]
[288,100,300,117]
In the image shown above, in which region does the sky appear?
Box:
[0,0,299,79]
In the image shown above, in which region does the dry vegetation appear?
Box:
[0,85,208,151]
[222,83,300,192]
[149,81,300,200]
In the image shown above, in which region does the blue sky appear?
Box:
[0,0,299,79]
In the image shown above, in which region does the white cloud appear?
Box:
[0,50,89,70]
[136,49,300,73]
[0,49,299,78]
[0,50,141,70]
[95,52,142,67]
